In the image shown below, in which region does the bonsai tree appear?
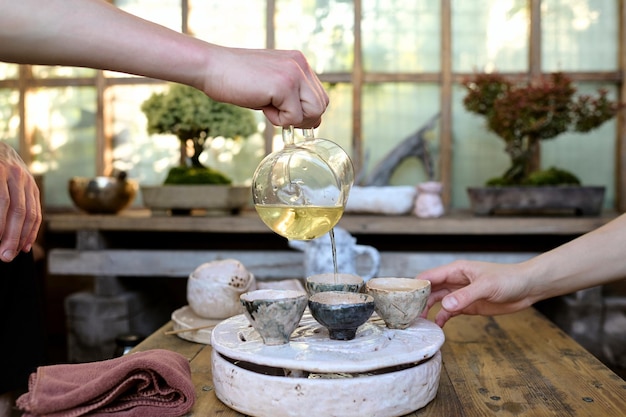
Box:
[141,83,258,184]
[462,72,620,186]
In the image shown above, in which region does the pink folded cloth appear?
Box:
[16,349,195,417]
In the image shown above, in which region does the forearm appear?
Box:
[1,0,328,127]
[525,213,626,302]
[0,0,210,89]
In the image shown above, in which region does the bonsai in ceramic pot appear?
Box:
[140,84,258,213]
[462,72,621,215]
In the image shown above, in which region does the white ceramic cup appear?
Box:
[366,278,431,330]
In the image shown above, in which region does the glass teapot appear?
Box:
[252,126,354,240]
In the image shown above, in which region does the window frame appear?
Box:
[1,0,624,210]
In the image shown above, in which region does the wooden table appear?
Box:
[132,307,626,416]
[51,210,618,362]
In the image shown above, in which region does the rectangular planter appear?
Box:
[467,186,605,216]
[141,185,251,215]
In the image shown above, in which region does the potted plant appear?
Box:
[140,83,258,214]
[463,72,620,215]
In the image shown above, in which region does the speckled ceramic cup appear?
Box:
[366,278,431,330]
[240,289,308,345]
[305,273,364,296]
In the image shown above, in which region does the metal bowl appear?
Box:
[69,176,138,214]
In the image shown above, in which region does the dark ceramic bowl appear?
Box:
[308,291,375,340]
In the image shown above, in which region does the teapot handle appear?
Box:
[353,245,381,281]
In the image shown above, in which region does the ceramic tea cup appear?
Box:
[305,273,364,296]
[366,277,431,330]
[240,289,307,345]
[308,291,375,341]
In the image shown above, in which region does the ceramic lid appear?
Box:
[211,311,444,374]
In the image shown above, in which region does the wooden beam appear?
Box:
[263,0,277,155]
[18,65,30,164]
[617,0,626,211]
[440,0,452,207]
[48,248,535,279]
[45,210,618,235]
[96,70,108,176]
[529,0,542,77]
[352,0,363,175]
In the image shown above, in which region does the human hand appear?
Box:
[202,47,329,129]
[1,1,328,128]
[418,260,536,327]
[0,142,41,262]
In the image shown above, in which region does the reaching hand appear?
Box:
[420,213,626,327]
[418,260,536,327]
[0,142,41,262]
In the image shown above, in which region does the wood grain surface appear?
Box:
[132,307,626,416]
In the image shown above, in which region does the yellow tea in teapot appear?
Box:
[254,204,343,240]
[252,127,353,241]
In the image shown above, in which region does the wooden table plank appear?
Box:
[131,308,626,416]
[437,308,626,417]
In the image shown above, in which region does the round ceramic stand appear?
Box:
[211,312,445,417]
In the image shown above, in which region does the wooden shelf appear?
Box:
[45,209,619,236]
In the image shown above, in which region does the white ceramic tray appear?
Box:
[211,312,444,373]
[211,313,444,417]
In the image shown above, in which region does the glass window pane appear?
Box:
[200,122,265,185]
[452,0,528,72]
[32,66,96,78]
[276,0,354,73]
[189,0,266,48]
[111,84,265,195]
[316,83,353,154]
[451,84,509,208]
[451,82,617,209]
[0,89,19,150]
[109,84,179,189]
[28,87,97,208]
[361,83,440,186]
[542,0,618,71]
[362,0,440,73]
[0,63,19,79]
[541,83,617,208]
[115,0,182,31]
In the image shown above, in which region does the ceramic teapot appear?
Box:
[289,227,380,281]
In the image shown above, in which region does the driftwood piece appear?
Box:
[361,113,440,186]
